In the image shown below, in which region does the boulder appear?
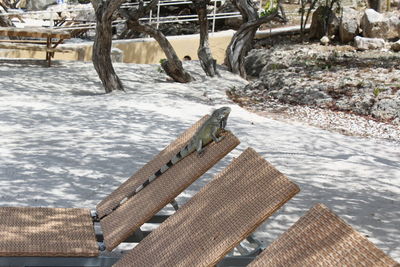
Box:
[216,1,242,29]
[335,95,375,115]
[320,36,330,45]
[371,97,400,121]
[111,48,124,63]
[339,7,360,43]
[387,11,400,39]
[244,49,271,77]
[360,9,391,38]
[354,36,385,50]
[310,6,339,40]
[367,0,387,12]
[159,22,197,36]
[262,61,289,72]
[392,40,400,51]
[26,0,57,11]
[267,86,332,106]
[68,4,96,21]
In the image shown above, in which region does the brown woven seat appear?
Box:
[248,204,399,267]
[114,147,300,267]
[0,207,98,257]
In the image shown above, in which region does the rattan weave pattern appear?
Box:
[101,131,239,251]
[249,204,399,267]
[0,207,98,257]
[114,147,300,267]
[96,115,209,219]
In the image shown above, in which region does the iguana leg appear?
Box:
[220,117,227,129]
[211,128,224,143]
[196,139,205,156]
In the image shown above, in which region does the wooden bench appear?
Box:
[0,27,72,66]
[52,19,94,38]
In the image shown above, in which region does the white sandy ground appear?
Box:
[0,59,399,261]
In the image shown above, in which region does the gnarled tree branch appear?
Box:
[193,0,218,77]
[224,0,284,78]
[120,1,193,83]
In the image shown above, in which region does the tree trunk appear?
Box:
[193,0,218,77]
[128,21,192,82]
[0,12,15,27]
[0,4,19,40]
[301,0,318,42]
[368,0,383,11]
[225,0,280,78]
[91,0,125,93]
[225,24,256,77]
[120,0,192,83]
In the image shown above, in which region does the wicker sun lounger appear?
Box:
[0,115,240,267]
[248,203,399,267]
[114,148,300,267]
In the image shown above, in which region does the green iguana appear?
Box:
[99,107,231,219]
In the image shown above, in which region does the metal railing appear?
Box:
[0,0,295,33]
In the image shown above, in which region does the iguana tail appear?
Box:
[130,144,192,195]
[101,144,193,219]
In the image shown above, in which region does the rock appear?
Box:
[26,0,57,11]
[310,6,339,40]
[371,97,400,121]
[230,42,400,128]
[216,1,238,14]
[360,9,391,38]
[268,87,332,106]
[387,11,400,39]
[69,4,96,21]
[336,95,375,115]
[361,9,400,39]
[341,0,358,7]
[367,0,387,12]
[262,62,289,72]
[216,1,242,29]
[111,48,124,63]
[320,36,330,45]
[244,49,271,77]
[354,36,385,50]
[339,7,360,43]
[159,22,197,36]
[392,40,400,52]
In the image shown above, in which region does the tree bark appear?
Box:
[129,21,192,83]
[0,12,15,27]
[91,0,125,93]
[368,0,379,11]
[0,1,10,10]
[0,4,19,40]
[120,1,192,83]
[225,0,281,78]
[193,0,218,77]
[300,0,318,42]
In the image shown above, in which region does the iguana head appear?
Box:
[212,106,231,129]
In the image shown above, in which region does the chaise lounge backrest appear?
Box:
[97,115,240,250]
[248,204,399,267]
[114,148,300,266]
